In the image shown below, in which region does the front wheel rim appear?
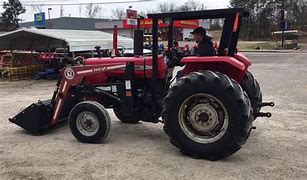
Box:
[178,93,229,144]
[76,111,99,137]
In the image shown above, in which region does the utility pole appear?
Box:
[281,0,285,48]
[48,8,52,29]
[129,6,133,38]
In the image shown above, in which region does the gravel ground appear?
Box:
[0,52,306,180]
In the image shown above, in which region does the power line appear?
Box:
[6,0,156,7]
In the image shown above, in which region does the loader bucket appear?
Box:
[9,99,52,134]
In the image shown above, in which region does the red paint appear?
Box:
[39,53,55,62]
[51,53,251,125]
[50,63,126,126]
[126,9,137,19]
[234,53,251,71]
[123,18,199,29]
[84,56,167,85]
[181,56,248,82]
[113,25,118,56]
[233,13,240,32]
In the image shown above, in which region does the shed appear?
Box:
[0,28,133,52]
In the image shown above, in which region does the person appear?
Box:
[190,27,216,56]
[175,27,216,79]
[173,40,179,49]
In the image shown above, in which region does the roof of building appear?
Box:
[20,17,122,30]
[0,28,133,52]
[147,8,249,20]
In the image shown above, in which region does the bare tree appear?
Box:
[138,11,147,18]
[85,3,102,18]
[93,5,103,18]
[200,3,206,10]
[60,5,64,17]
[112,8,126,19]
[85,3,93,18]
[97,7,105,18]
[146,9,157,14]
[178,0,203,11]
[210,19,223,30]
[157,1,203,13]
[78,4,82,17]
[157,2,177,13]
[32,5,43,13]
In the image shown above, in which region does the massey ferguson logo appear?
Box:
[64,68,75,80]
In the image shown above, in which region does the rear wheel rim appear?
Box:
[178,93,229,144]
[76,111,99,136]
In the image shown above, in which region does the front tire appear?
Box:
[163,71,252,160]
[69,101,111,143]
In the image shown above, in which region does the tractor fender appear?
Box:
[234,53,251,69]
[181,55,249,82]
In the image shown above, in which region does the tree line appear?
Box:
[111,0,206,19]
[230,0,307,40]
[0,0,25,31]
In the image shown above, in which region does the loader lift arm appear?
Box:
[50,63,127,126]
[9,63,131,134]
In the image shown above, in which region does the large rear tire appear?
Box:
[162,71,253,160]
[69,101,111,143]
[240,71,262,119]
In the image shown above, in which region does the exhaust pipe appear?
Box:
[134,17,144,56]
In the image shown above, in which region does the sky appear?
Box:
[1,0,230,22]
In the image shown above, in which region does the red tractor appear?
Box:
[10,8,273,160]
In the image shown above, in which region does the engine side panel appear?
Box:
[84,56,167,85]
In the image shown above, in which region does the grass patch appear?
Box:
[237,41,278,50]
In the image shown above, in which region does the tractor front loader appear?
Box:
[10,8,274,160]
[9,63,131,135]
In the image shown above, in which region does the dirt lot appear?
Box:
[0,52,306,180]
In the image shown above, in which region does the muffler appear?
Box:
[9,99,52,134]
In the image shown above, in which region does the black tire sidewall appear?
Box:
[168,85,240,153]
[113,106,141,124]
[164,72,251,158]
[69,101,110,143]
[241,71,262,112]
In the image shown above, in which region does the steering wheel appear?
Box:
[74,56,85,65]
[165,48,186,68]
[118,45,126,55]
